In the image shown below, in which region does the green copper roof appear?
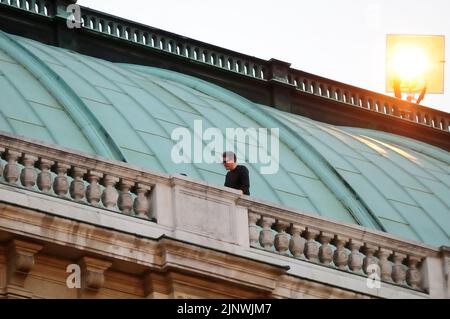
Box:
[0,31,449,247]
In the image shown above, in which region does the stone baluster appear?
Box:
[37,159,54,192]
[101,175,119,209]
[288,224,305,258]
[409,110,417,122]
[258,216,275,251]
[318,232,333,265]
[360,97,368,109]
[204,51,212,64]
[328,87,336,99]
[415,112,423,124]
[347,239,363,273]
[69,167,87,201]
[274,220,290,255]
[444,118,450,132]
[19,154,38,188]
[4,150,21,184]
[406,256,422,289]
[91,17,98,31]
[133,183,151,218]
[336,89,343,102]
[376,248,393,282]
[391,252,406,285]
[368,99,375,111]
[312,82,320,95]
[135,30,143,44]
[304,228,320,262]
[117,23,124,38]
[333,235,348,270]
[118,179,134,214]
[437,117,444,130]
[319,85,326,97]
[52,163,70,197]
[362,243,378,275]
[248,212,261,247]
[86,171,103,206]
[110,22,117,37]
[188,46,196,59]
[432,116,439,128]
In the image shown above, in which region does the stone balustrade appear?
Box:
[2,0,449,134]
[78,9,268,81]
[76,6,449,133]
[0,135,154,219]
[243,201,440,293]
[0,0,53,16]
[288,69,450,131]
[0,131,447,297]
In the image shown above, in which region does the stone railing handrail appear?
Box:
[0,131,168,219]
[1,0,449,133]
[238,197,440,292]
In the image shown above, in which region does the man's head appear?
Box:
[222,151,237,170]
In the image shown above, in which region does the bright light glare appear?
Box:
[386,35,444,94]
[391,47,429,82]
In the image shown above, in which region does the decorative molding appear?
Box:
[7,239,43,274]
[79,256,112,290]
[5,239,43,298]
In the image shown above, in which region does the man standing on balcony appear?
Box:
[222,151,250,195]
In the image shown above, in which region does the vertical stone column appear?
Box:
[19,154,38,188]
[248,212,261,247]
[406,256,422,290]
[274,221,290,255]
[318,232,333,265]
[78,256,112,297]
[86,170,103,206]
[52,162,71,197]
[391,252,406,285]
[333,235,348,270]
[4,150,21,184]
[6,239,43,298]
[133,183,151,218]
[362,243,378,275]
[348,239,363,273]
[37,159,54,193]
[304,228,320,262]
[289,225,305,259]
[118,179,134,214]
[69,167,87,201]
[377,248,393,282]
[258,216,275,251]
[101,175,119,209]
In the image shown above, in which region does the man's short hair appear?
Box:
[222,151,237,163]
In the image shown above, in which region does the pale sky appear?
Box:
[78,0,450,113]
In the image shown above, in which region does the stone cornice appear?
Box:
[0,201,434,298]
[0,203,287,294]
[157,237,287,293]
